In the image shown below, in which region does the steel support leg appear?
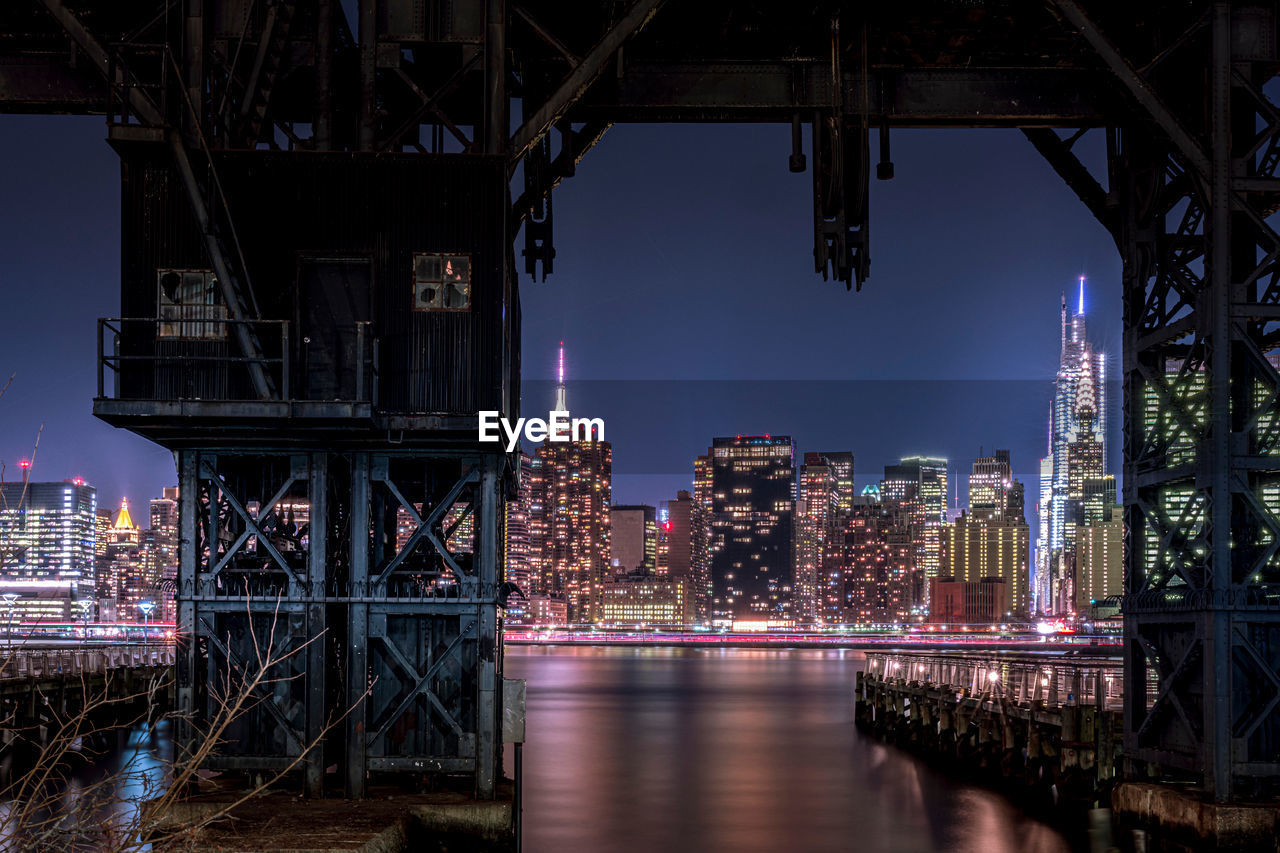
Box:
[346,452,370,798]
[475,453,501,799]
[305,452,328,797]
[176,450,199,762]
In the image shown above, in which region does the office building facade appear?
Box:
[707,435,795,625]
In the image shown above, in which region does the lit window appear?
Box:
[157,270,225,340]
[413,253,471,311]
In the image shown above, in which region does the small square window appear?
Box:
[413,253,471,311]
[156,269,226,340]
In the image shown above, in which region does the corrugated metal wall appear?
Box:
[118,146,513,415]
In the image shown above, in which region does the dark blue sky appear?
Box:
[0,117,1121,535]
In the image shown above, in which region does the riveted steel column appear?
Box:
[305,452,328,796]
[346,452,370,798]
[476,453,502,799]
[176,450,199,758]
[485,0,505,155]
[1204,2,1233,801]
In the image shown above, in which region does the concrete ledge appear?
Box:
[409,799,513,843]
[153,787,515,852]
[1113,782,1279,850]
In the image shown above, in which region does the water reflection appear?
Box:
[504,646,1073,853]
[1,722,172,851]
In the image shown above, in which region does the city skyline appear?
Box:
[1,119,1121,526]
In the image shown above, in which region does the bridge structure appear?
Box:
[1,0,1278,812]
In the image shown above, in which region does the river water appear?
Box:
[503,646,1075,853]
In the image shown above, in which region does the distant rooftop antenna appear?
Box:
[554,341,568,411]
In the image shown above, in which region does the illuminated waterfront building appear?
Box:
[1076,504,1124,613]
[1038,279,1109,616]
[150,487,179,622]
[503,452,534,624]
[658,491,704,622]
[99,497,164,622]
[1035,455,1054,614]
[597,573,692,626]
[707,435,795,624]
[116,529,161,622]
[839,498,915,626]
[522,594,568,626]
[881,456,948,610]
[94,507,111,559]
[797,452,841,625]
[0,480,97,619]
[941,511,1029,618]
[691,455,714,620]
[529,343,612,622]
[941,451,1032,616]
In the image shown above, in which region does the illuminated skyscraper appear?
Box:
[1076,505,1123,613]
[0,480,98,619]
[1035,455,1054,613]
[797,452,841,625]
[530,343,612,622]
[503,452,534,624]
[839,498,915,626]
[950,450,1032,616]
[818,451,855,514]
[691,456,713,621]
[942,511,1030,617]
[969,449,1021,521]
[1039,278,1109,616]
[150,487,179,623]
[707,435,795,625]
[882,456,948,611]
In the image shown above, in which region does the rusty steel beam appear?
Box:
[508,0,665,166]
[1050,0,1212,179]
[580,64,1115,126]
[1021,127,1117,238]
[35,0,161,124]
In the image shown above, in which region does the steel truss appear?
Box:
[1042,2,1280,800]
[177,450,504,798]
[9,0,1280,807]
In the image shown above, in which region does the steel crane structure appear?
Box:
[2,0,1279,803]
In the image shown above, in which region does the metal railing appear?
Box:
[864,650,1129,711]
[0,644,174,681]
[98,317,375,404]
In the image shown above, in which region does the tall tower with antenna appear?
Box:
[1037,276,1109,615]
[529,342,611,622]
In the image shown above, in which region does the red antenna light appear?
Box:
[18,460,30,470]
[73,477,84,486]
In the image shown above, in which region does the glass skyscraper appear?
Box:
[0,480,98,618]
[1037,279,1109,616]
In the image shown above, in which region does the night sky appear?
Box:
[0,117,1121,546]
